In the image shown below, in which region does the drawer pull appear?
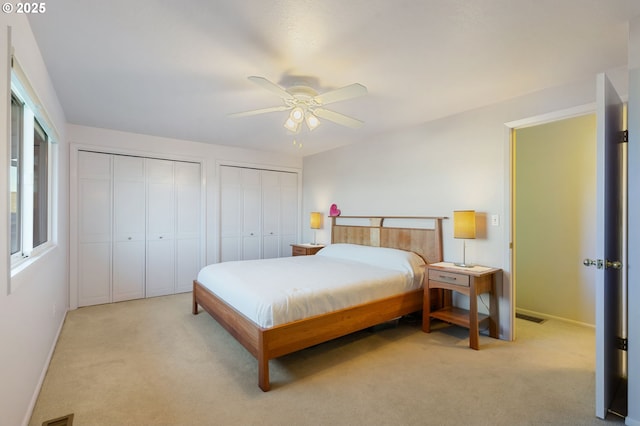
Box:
[439,275,457,281]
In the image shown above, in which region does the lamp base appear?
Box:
[453,262,474,268]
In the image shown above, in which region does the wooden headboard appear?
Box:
[330,216,445,264]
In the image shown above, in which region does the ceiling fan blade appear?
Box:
[314,83,367,105]
[314,108,364,129]
[228,105,290,118]
[248,76,295,100]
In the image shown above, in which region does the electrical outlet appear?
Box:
[491,214,500,226]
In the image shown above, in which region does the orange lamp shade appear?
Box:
[453,210,476,239]
[310,212,322,230]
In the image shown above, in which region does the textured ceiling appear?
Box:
[27,0,640,156]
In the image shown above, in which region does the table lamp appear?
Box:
[453,210,476,267]
[310,212,322,245]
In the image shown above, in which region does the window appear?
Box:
[10,85,53,263]
[33,120,49,247]
[10,95,22,256]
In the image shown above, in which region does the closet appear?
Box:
[77,151,201,307]
[220,166,298,262]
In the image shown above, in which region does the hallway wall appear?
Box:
[514,114,597,325]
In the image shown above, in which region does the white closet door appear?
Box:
[220,166,299,261]
[242,169,261,260]
[146,158,175,297]
[280,172,298,255]
[175,161,201,293]
[78,151,112,307]
[220,166,242,262]
[112,155,146,302]
[262,171,280,259]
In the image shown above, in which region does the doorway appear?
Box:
[513,113,597,325]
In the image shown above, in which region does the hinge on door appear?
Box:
[617,337,628,351]
[621,130,628,143]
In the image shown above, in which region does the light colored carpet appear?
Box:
[30,293,621,425]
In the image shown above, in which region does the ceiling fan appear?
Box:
[229,76,368,132]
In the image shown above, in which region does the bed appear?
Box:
[192,215,444,391]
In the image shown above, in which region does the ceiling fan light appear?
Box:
[290,107,305,123]
[284,117,301,132]
[306,113,320,130]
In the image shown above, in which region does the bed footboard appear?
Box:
[193,280,271,390]
[193,280,423,391]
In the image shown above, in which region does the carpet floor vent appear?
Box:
[42,413,74,426]
[516,313,546,324]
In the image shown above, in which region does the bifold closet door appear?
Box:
[219,166,298,261]
[219,166,262,261]
[279,172,298,255]
[220,166,242,262]
[175,161,201,293]
[262,170,297,259]
[78,151,112,306]
[112,155,146,302]
[262,171,280,259]
[242,169,261,260]
[146,158,176,298]
[78,152,201,305]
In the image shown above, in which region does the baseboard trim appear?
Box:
[22,309,68,426]
[516,307,594,329]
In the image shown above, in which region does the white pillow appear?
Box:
[316,243,425,277]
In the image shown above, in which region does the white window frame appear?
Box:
[10,55,56,270]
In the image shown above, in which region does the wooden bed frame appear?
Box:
[192,216,444,391]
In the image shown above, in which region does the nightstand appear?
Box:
[422,262,501,350]
[291,243,325,256]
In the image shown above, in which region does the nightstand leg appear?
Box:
[422,284,431,333]
[469,279,479,350]
[488,271,501,339]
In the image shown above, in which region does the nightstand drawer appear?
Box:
[292,246,309,256]
[428,269,470,287]
[291,244,324,256]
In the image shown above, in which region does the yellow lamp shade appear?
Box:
[453,210,476,239]
[310,212,322,230]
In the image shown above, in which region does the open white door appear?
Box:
[592,73,626,419]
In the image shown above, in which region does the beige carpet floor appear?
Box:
[30,293,622,425]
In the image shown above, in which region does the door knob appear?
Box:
[605,260,622,270]
[583,258,622,270]
[583,258,603,269]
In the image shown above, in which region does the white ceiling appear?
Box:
[27,0,640,156]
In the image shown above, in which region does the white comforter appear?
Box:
[196,244,426,328]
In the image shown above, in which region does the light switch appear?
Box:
[491,214,500,226]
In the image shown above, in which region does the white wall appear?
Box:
[0,15,69,426]
[66,125,303,308]
[302,71,627,341]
